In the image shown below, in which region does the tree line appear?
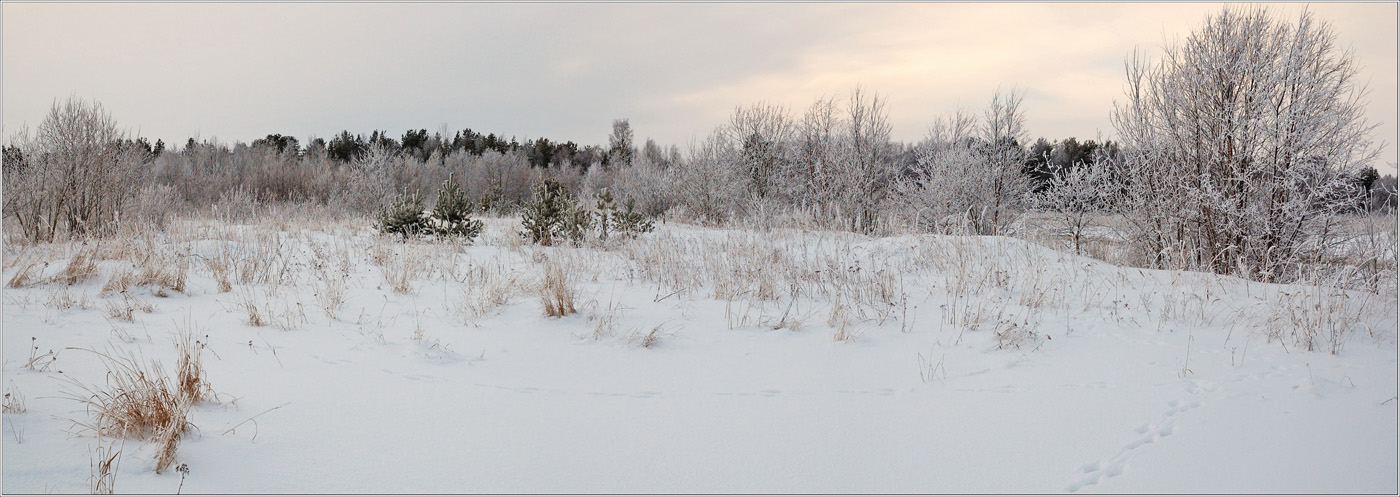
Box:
[3,6,1395,283]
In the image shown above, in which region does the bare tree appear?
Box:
[724,102,795,201]
[835,85,898,234]
[339,143,398,214]
[978,89,1031,235]
[1113,6,1378,280]
[673,130,741,225]
[4,98,140,242]
[1027,150,1117,255]
[796,95,844,222]
[895,109,987,234]
[894,90,1030,236]
[607,119,635,169]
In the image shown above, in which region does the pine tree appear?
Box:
[614,197,654,239]
[478,185,505,215]
[377,191,426,240]
[520,179,571,246]
[426,179,483,241]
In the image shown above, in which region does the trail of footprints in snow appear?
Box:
[1066,399,1201,492]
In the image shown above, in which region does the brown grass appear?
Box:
[103,294,156,322]
[175,327,213,403]
[63,343,212,474]
[628,324,668,348]
[7,259,39,288]
[3,382,25,414]
[204,255,233,293]
[89,436,122,494]
[101,257,188,297]
[539,259,578,317]
[52,245,100,286]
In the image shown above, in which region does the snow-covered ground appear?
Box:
[3,214,1396,493]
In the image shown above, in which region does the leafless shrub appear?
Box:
[1113,6,1378,281]
[3,98,144,243]
[122,184,181,232]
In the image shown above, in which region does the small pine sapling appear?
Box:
[377,191,426,240]
[521,179,588,246]
[426,179,483,241]
[478,185,505,215]
[614,197,655,239]
[561,201,593,246]
[520,179,566,246]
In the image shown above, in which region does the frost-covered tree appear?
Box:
[1028,151,1117,255]
[832,86,898,234]
[607,119,636,169]
[1112,6,1379,280]
[673,130,742,225]
[724,102,794,201]
[340,143,397,214]
[795,96,844,220]
[895,91,1030,236]
[977,89,1031,235]
[3,98,142,241]
[895,110,987,234]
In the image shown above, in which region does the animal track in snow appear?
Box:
[1066,399,1201,492]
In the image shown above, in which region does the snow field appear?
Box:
[2,211,1396,493]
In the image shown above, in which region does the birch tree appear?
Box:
[1112,6,1378,280]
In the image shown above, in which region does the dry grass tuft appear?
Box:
[44,286,91,310]
[103,294,156,322]
[89,436,123,494]
[456,257,528,321]
[235,286,305,331]
[63,344,212,473]
[53,245,100,286]
[3,382,26,414]
[1266,282,1377,355]
[628,324,669,348]
[63,349,193,440]
[7,259,40,288]
[539,259,578,317]
[204,256,233,293]
[175,326,213,404]
[101,256,188,297]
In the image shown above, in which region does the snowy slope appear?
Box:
[3,215,1395,494]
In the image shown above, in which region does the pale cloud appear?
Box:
[3,3,1395,172]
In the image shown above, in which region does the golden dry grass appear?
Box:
[52,245,100,286]
[89,436,122,494]
[539,259,578,317]
[7,258,39,288]
[63,338,213,475]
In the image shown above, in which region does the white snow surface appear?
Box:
[2,216,1396,494]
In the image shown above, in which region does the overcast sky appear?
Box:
[3,2,1396,172]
